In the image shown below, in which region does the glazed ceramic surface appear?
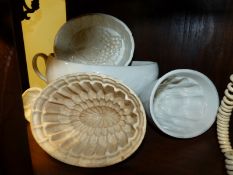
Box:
[22,87,42,122]
[32,53,159,95]
[142,69,219,138]
[54,13,134,66]
[31,73,146,167]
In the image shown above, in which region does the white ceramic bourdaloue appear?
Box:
[32,53,159,95]
[54,13,134,66]
[140,69,219,139]
[22,87,42,122]
[31,73,146,167]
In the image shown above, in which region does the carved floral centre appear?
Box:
[79,106,120,128]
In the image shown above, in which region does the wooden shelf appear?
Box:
[27,123,225,175]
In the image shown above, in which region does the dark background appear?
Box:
[66,0,233,98]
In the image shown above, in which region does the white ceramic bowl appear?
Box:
[54,13,134,66]
[31,73,146,167]
[32,53,159,95]
[149,69,219,138]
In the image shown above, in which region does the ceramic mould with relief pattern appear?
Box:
[54,13,134,66]
[31,73,146,167]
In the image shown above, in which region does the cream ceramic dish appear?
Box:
[148,69,219,138]
[54,13,134,66]
[22,87,42,122]
[31,73,146,167]
[32,53,159,95]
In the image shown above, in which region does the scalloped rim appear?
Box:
[31,73,146,167]
[54,13,134,66]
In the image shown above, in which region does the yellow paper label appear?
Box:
[21,0,66,88]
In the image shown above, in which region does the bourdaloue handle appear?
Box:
[32,53,48,83]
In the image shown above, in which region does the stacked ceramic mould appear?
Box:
[217,74,233,175]
[30,13,219,141]
[140,69,219,139]
[26,13,154,167]
[32,13,159,96]
[30,73,147,167]
[23,13,221,168]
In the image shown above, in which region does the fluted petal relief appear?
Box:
[125,114,137,125]
[49,129,73,144]
[96,135,108,156]
[59,133,79,151]
[44,123,73,136]
[122,123,136,138]
[84,135,98,156]
[44,102,71,116]
[43,113,68,124]
[31,73,146,167]
[115,131,128,148]
[107,133,118,154]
